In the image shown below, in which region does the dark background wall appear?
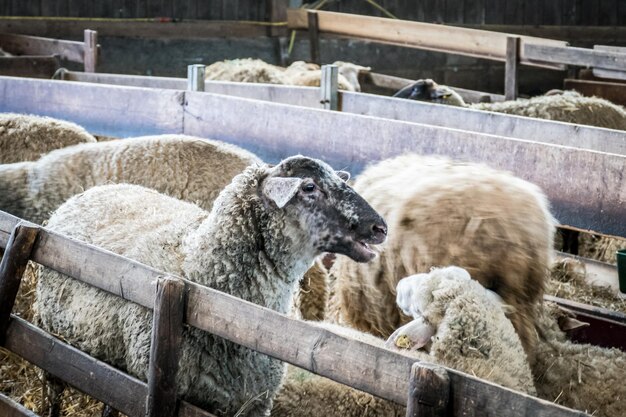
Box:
[3,0,626,25]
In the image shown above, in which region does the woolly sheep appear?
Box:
[330,154,556,357]
[533,303,626,417]
[393,79,626,130]
[35,156,387,417]
[273,266,536,417]
[0,134,261,224]
[0,113,96,164]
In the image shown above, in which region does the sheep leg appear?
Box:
[101,405,120,417]
[42,372,64,417]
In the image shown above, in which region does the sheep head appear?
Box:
[261,155,387,263]
[393,79,466,106]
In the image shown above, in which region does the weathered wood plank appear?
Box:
[287,9,568,69]
[0,392,39,417]
[505,36,520,100]
[564,78,626,105]
[146,278,185,417]
[0,33,85,62]
[592,45,626,81]
[406,363,449,417]
[0,77,184,138]
[183,90,626,237]
[0,211,20,249]
[0,223,39,344]
[545,295,626,324]
[0,55,59,78]
[307,10,320,65]
[524,43,626,72]
[4,316,216,417]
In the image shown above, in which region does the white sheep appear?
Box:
[0,113,96,164]
[273,266,536,417]
[35,155,387,417]
[0,134,261,224]
[393,79,626,130]
[330,153,556,358]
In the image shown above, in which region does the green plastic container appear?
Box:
[618,248,626,294]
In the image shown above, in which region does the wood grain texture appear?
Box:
[0,55,59,78]
[0,33,85,62]
[0,392,39,417]
[406,362,450,417]
[565,78,626,104]
[524,44,626,71]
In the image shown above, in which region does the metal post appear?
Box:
[320,64,339,111]
[187,64,205,92]
[505,36,520,101]
[83,29,98,73]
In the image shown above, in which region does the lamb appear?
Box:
[0,134,261,224]
[393,79,626,130]
[35,155,387,417]
[0,113,96,163]
[273,266,536,417]
[330,154,556,357]
[533,303,626,417]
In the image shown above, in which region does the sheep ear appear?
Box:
[263,177,302,208]
[336,170,350,182]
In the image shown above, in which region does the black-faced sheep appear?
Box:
[393,79,626,131]
[0,113,96,164]
[35,156,387,417]
[330,154,556,358]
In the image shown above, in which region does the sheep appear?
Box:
[0,134,261,224]
[0,113,96,164]
[35,155,388,417]
[291,258,330,321]
[273,266,537,417]
[330,154,556,358]
[393,79,626,130]
[203,58,369,91]
[533,302,626,417]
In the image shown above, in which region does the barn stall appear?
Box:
[0,2,625,417]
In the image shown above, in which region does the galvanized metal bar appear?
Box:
[187,64,205,92]
[320,64,338,110]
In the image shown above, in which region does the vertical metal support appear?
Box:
[146,277,185,417]
[0,223,39,345]
[187,64,205,92]
[83,29,98,73]
[320,64,339,111]
[406,362,450,417]
[505,36,520,101]
[307,11,320,65]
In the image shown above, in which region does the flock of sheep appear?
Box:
[0,73,624,417]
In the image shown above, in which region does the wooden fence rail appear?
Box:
[0,211,592,417]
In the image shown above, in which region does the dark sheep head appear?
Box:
[393,79,464,106]
[261,156,387,263]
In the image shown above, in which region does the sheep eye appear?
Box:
[301,183,316,193]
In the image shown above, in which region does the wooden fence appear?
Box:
[0,209,601,417]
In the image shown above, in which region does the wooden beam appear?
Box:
[266,0,288,37]
[4,316,216,417]
[406,363,450,417]
[0,33,85,62]
[146,278,186,417]
[287,9,568,69]
[563,78,626,106]
[524,44,626,72]
[505,36,520,100]
[0,223,39,345]
[554,251,619,291]
[0,55,59,78]
[592,46,626,81]
[545,296,626,324]
[307,11,320,65]
[0,392,39,417]
[83,29,97,72]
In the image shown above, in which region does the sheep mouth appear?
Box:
[345,238,377,262]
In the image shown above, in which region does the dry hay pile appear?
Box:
[470,91,626,131]
[577,233,625,265]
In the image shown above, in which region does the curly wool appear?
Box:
[533,303,626,417]
[0,134,261,224]
[331,154,555,357]
[0,113,96,163]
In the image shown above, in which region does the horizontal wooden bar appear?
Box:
[563,78,626,106]
[0,19,268,40]
[287,9,567,69]
[0,211,19,248]
[0,33,85,63]
[0,392,39,417]
[554,251,619,290]
[545,295,626,324]
[524,44,626,72]
[4,316,216,417]
[0,55,58,78]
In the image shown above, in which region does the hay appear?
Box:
[578,233,625,265]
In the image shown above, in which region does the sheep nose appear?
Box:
[373,223,387,236]
[370,220,387,244]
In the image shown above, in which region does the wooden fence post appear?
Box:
[320,64,339,110]
[0,223,39,345]
[505,36,520,101]
[187,64,205,92]
[406,362,450,417]
[83,29,98,73]
[307,11,320,65]
[146,277,186,417]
